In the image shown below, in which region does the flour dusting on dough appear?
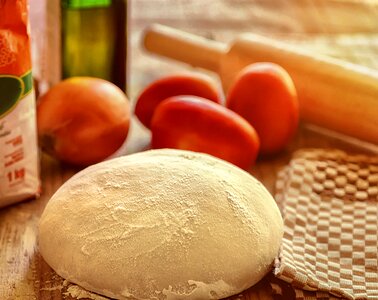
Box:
[39,149,284,300]
[64,284,110,300]
[162,279,235,299]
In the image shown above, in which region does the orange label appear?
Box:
[0,0,32,76]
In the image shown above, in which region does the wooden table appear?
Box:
[1,0,378,299]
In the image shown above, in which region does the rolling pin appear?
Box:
[143,24,378,145]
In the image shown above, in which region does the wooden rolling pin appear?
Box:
[143,24,378,145]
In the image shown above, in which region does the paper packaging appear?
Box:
[0,0,40,208]
[29,0,61,94]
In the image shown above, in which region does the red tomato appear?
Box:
[226,62,299,155]
[135,73,221,129]
[151,95,260,170]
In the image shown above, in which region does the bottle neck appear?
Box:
[62,0,112,9]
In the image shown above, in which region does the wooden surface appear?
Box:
[1,0,378,299]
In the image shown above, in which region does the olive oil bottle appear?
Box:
[61,0,127,91]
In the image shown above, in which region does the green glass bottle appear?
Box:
[61,0,127,91]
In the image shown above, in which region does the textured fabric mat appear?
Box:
[272,149,378,300]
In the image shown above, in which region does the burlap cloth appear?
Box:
[271,149,378,300]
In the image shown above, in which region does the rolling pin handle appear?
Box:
[143,24,227,72]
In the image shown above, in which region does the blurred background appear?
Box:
[128,0,378,99]
[27,0,378,155]
[29,0,378,101]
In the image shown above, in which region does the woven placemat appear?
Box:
[271,149,378,300]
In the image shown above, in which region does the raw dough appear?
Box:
[39,149,283,299]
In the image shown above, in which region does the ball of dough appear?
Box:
[39,149,283,299]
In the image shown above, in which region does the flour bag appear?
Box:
[0,0,40,207]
